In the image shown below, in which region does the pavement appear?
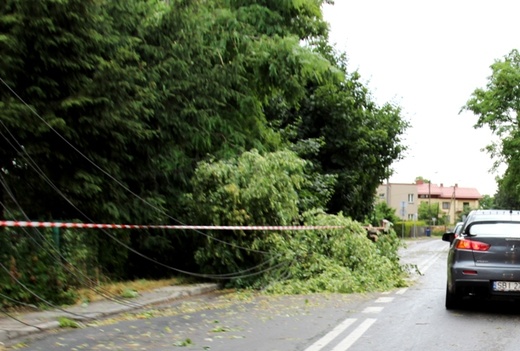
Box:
[0,283,219,347]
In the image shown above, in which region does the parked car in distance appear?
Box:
[453,221,464,236]
[442,209,520,309]
[443,221,464,244]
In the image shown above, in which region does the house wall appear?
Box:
[377,183,480,224]
[376,183,418,221]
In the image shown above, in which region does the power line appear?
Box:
[0,112,271,254]
[0,75,298,297]
[0,261,91,320]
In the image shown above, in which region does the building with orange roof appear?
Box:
[376,180,482,225]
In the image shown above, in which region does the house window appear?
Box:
[408,194,414,203]
[379,193,385,199]
[442,202,450,210]
[407,214,415,220]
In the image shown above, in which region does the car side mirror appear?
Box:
[442,232,455,243]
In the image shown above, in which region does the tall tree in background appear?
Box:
[268,43,409,220]
[464,49,520,208]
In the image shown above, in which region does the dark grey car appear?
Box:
[442,209,520,309]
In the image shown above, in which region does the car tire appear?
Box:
[445,284,460,310]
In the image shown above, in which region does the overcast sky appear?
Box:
[322,1,518,196]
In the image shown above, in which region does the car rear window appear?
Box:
[468,222,520,236]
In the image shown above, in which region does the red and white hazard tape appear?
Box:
[0,220,344,231]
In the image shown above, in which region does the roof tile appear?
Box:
[417,183,481,199]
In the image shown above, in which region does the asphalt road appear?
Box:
[14,237,520,351]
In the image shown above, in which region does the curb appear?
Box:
[0,283,219,346]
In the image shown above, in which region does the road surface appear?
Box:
[14,237,520,351]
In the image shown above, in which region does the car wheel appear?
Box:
[445,284,460,310]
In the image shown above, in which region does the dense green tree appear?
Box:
[0,0,172,282]
[228,0,331,40]
[417,202,440,224]
[183,149,406,291]
[125,0,340,273]
[463,49,520,209]
[0,0,165,225]
[140,0,334,184]
[0,0,410,291]
[478,194,495,209]
[268,44,409,220]
[371,201,400,226]
[184,149,314,276]
[457,204,474,222]
[415,176,430,184]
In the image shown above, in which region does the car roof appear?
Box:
[465,209,520,224]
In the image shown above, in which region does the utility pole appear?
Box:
[428,180,432,236]
[428,180,431,224]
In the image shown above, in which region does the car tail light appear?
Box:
[455,239,490,251]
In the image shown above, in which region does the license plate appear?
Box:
[493,281,520,292]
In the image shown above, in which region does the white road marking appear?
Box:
[304,241,441,351]
[303,318,356,351]
[330,318,377,351]
[418,251,442,273]
[304,272,415,351]
[362,306,384,313]
[375,297,394,303]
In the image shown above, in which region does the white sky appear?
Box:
[322,0,519,196]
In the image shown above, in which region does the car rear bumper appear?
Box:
[449,266,520,298]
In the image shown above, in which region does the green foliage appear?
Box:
[370,202,400,226]
[0,0,410,303]
[185,149,327,276]
[0,0,167,226]
[479,194,495,209]
[58,317,81,329]
[189,149,309,225]
[417,202,441,224]
[431,227,446,237]
[457,205,474,222]
[267,43,409,220]
[185,151,406,292]
[60,228,100,284]
[229,0,331,40]
[264,211,407,294]
[0,228,79,308]
[174,338,193,347]
[0,225,130,308]
[394,221,421,238]
[415,176,430,183]
[121,288,139,298]
[495,167,520,209]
